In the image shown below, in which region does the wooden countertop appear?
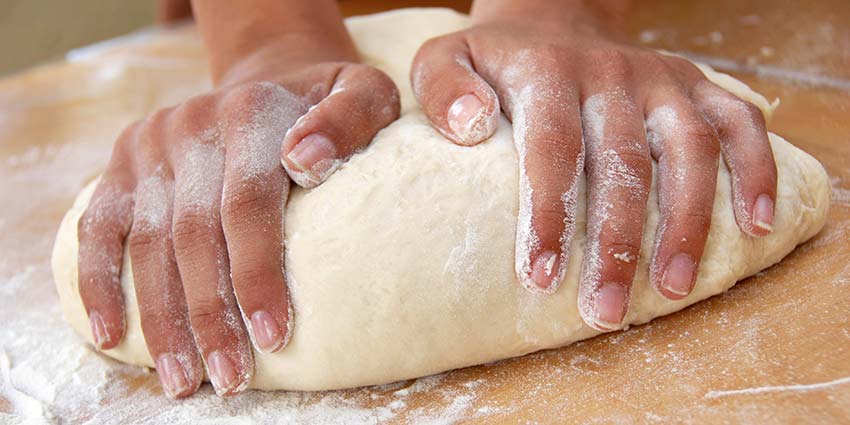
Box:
[1,1,848,422]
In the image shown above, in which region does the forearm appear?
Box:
[191,0,357,84]
[156,0,192,25]
[470,0,632,33]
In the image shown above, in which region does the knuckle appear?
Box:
[128,226,162,254]
[412,35,460,91]
[187,300,227,331]
[608,146,653,182]
[682,123,721,155]
[230,264,276,295]
[110,121,143,161]
[740,100,767,125]
[637,51,669,73]
[116,120,143,146]
[526,137,583,166]
[533,205,572,237]
[342,64,400,115]
[221,179,275,222]
[224,81,277,109]
[674,211,713,233]
[590,49,632,79]
[417,34,453,58]
[605,241,642,259]
[664,55,704,79]
[685,211,713,231]
[171,93,215,133]
[172,207,214,248]
[80,186,134,233]
[145,107,172,130]
[133,113,170,153]
[524,45,569,74]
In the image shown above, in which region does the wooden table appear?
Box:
[1,1,848,422]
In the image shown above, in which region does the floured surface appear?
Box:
[2,4,850,425]
[50,8,829,392]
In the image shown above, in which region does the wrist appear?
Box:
[470,0,631,36]
[215,31,357,87]
[192,0,357,85]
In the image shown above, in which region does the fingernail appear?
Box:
[447,94,488,143]
[661,253,696,298]
[594,282,628,330]
[156,353,191,398]
[530,251,560,290]
[753,194,774,232]
[250,310,283,353]
[207,351,239,395]
[89,310,108,350]
[286,133,337,176]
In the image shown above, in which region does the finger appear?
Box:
[130,173,204,398]
[168,116,253,396]
[222,102,293,354]
[282,64,401,187]
[411,34,500,146]
[127,118,203,398]
[693,80,777,237]
[77,125,138,350]
[578,88,652,331]
[645,91,721,300]
[498,79,583,294]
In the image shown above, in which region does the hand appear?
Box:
[76,35,400,397]
[411,0,776,330]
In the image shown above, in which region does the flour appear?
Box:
[704,376,850,399]
[230,82,306,182]
[0,296,492,425]
[133,171,171,233]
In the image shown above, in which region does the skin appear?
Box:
[79,0,778,399]
[411,0,777,330]
[77,0,399,398]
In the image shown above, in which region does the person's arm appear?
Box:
[411,0,776,330]
[192,0,357,84]
[78,0,399,398]
[155,0,192,24]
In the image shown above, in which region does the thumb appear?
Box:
[411,34,500,146]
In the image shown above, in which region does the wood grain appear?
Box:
[1,1,848,422]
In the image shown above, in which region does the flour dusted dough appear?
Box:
[52,9,829,391]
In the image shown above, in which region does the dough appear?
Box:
[52,8,830,391]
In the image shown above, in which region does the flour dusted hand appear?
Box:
[410,0,777,331]
[76,0,400,398]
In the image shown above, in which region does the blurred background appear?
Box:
[0,0,473,76]
[0,1,155,76]
[1,0,847,87]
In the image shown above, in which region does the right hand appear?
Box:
[76,41,399,397]
[410,0,776,330]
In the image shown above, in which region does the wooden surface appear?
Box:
[1,1,849,423]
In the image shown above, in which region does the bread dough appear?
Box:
[51,8,830,391]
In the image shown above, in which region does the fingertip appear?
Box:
[656,253,697,300]
[248,310,286,354]
[281,133,341,188]
[752,193,775,235]
[206,350,251,396]
[519,250,562,293]
[88,309,124,350]
[156,353,196,399]
[580,282,628,331]
[446,93,500,146]
[89,310,109,350]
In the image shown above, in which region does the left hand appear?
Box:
[410,0,777,330]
